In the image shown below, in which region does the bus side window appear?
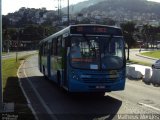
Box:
[45,43,49,56]
[40,45,43,56]
[57,36,62,56]
[42,44,44,56]
[52,39,57,56]
[41,44,44,56]
[44,43,46,56]
[62,37,65,48]
[48,42,51,55]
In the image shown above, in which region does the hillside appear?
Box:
[82,0,160,14]
[3,0,160,27]
[81,0,160,20]
[61,0,105,14]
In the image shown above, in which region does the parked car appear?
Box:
[152,59,160,69]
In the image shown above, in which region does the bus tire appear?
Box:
[57,71,61,87]
[43,66,48,80]
[43,66,45,76]
[93,92,105,96]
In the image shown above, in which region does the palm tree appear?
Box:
[121,21,136,60]
[141,25,159,49]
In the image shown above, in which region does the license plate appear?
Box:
[96,85,105,89]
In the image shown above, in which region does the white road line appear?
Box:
[138,102,160,112]
[23,60,58,120]
[17,61,39,120]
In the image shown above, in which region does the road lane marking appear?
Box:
[23,59,58,120]
[17,60,39,120]
[138,102,160,112]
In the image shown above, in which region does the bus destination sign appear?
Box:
[70,26,122,35]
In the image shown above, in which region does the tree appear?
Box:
[2,16,10,28]
[103,18,116,26]
[121,21,136,60]
[142,25,153,49]
[3,28,11,52]
[141,25,160,49]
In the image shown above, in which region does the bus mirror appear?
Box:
[66,40,71,47]
[67,47,70,56]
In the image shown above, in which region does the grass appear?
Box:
[2,54,36,119]
[127,59,152,67]
[140,50,160,59]
[2,52,7,55]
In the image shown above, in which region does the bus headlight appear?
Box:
[71,70,79,80]
[73,75,79,80]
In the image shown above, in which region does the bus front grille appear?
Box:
[82,78,118,83]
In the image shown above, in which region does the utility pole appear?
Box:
[57,0,61,24]
[60,0,61,23]
[68,0,70,26]
[16,29,19,62]
[0,0,3,112]
[5,29,10,54]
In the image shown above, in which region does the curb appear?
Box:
[17,60,39,120]
[17,55,58,120]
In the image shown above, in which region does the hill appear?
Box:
[61,0,105,14]
[82,0,160,14]
[80,0,160,21]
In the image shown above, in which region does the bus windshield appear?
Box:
[70,36,124,70]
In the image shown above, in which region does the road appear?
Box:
[18,55,160,120]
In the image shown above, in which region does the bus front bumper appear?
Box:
[68,79,125,92]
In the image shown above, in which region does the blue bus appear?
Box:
[39,24,126,94]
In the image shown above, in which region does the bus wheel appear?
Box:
[43,66,48,80]
[93,92,105,96]
[43,66,45,76]
[57,71,61,87]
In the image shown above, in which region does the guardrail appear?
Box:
[126,65,160,85]
[127,66,143,79]
[150,69,160,85]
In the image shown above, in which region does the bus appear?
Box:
[39,24,126,94]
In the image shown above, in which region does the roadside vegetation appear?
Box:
[127,59,152,66]
[2,52,7,55]
[127,50,160,66]
[2,54,36,120]
[140,50,160,59]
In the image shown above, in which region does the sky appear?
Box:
[2,0,160,15]
[2,0,87,15]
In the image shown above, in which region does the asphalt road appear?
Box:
[18,55,160,120]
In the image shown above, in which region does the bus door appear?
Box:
[39,44,42,72]
[47,42,51,77]
[62,35,70,88]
